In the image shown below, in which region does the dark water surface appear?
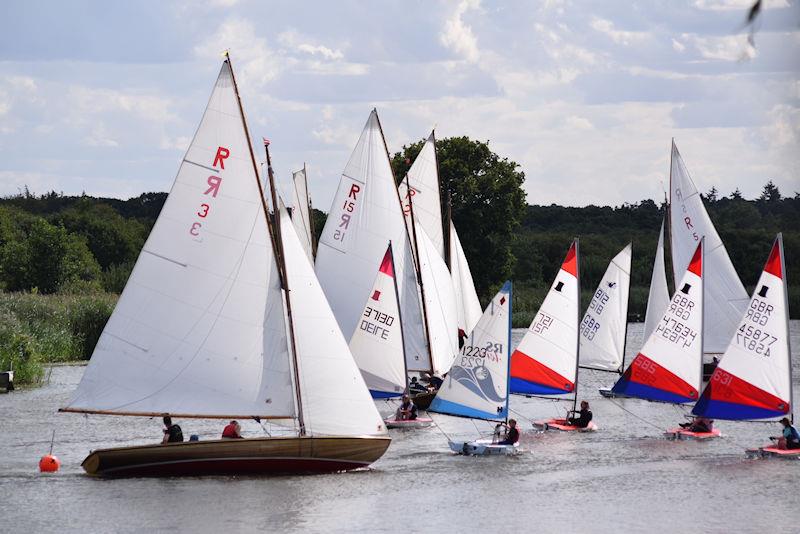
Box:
[2,322,798,533]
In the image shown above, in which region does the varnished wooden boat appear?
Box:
[82,435,391,477]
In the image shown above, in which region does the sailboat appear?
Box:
[510,240,596,432]
[348,243,433,428]
[59,58,390,477]
[315,110,431,389]
[449,220,483,336]
[669,141,749,359]
[289,163,315,263]
[691,235,795,457]
[429,282,516,455]
[611,240,718,439]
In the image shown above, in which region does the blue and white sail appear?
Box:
[430,281,512,421]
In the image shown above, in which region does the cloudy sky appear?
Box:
[1,0,798,209]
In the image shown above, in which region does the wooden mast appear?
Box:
[305,162,317,259]
[226,52,306,435]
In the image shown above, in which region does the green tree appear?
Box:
[759,180,781,202]
[391,136,526,298]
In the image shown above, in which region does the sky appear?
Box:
[0,0,798,209]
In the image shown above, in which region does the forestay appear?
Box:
[64,61,296,418]
[644,219,671,340]
[349,245,407,398]
[290,166,314,263]
[430,281,512,421]
[579,244,631,373]
[613,241,704,404]
[280,207,387,437]
[315,110,429,373]
[510,241,579,395]
[398,132,444,258]
[693,235,792,420]
[670,141,748,354]
[416,223,460,375]
[450,221,483,335]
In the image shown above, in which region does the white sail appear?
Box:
[450,221,483,335]
[280,207,387,437]
[579,244,631,372]
[613,241,704,403]
[290,166,314,263]
[644,219,670,340]
[65,61,296,418]
[398,132,445,258]
[430,281,512,421]
[510,241,580,396]
[416,222,460,375]
[669,141,748,354]
[349,245,407,398]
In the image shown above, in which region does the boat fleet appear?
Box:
[57,57,796,477]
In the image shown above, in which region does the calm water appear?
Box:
[2,322,799,533]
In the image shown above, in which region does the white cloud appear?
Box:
[591,18,649,46]
[672,38,686,53]
[440,0,480,63]
[690,34,757,61]
[692,0,789,10]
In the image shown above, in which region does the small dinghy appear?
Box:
[532,418,597,432]
[384,417,433,429]
[663,428,721,440]
[746,446,800,459]
[449,438,519,456]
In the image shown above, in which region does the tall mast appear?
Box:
[431,130,450,270]
[572,238,581,414]
[227,53,305,434]
[374,109,436,374]
[505,282,512,424]
[388,241,410,391]
[619,242,632,375]
[667,139,678,289]
[445,192,453,270]
[698,237,705,400]
[305,162,317,259]
[778,233,793,424]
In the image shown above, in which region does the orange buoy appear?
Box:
[39,454,60,473]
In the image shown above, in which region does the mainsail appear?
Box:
[349,244,407,398]
[669,141,748,354]
[450,221,483,335]
[429,281,512,421]
[290,165,314,263]
[315,110,429,373]
[644,218,671,340]
[579,244,631,373]
[63,61,296,419]
[612,241,705,404]
[693,235,792,420]
[510,241,580,396]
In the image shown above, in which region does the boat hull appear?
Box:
[532,418,598,432]
[746,445,800,459]
[81,435,391,477]
[449,438,519,456]
[664,428,721,441]
[598,387,630,399]
[384,417,433,429]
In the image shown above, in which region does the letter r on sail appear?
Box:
[205,176,222,198]
[213,146,230,169]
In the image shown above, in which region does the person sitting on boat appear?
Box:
[409,377,427,394]
[679,416,714,433]
[221,420,243,439]
[497,419,519,445]
[161,416,184,444]
[428,374,444,390]
[395,395,418,421]
[567,401,592,428]
[772,417,800,450]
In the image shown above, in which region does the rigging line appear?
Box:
[508,407,533,425]
[607,398,667,433]
[427,413,453,442]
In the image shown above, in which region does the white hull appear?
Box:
[449,438,519,456]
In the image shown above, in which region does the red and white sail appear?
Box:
[693,235,792,420]
[579,244,631,373]
[349,245,407,398]
[612,241,704,404]
[510,241,579,395]
[670,141,748,354]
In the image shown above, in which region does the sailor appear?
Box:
[395,394,418,421]
[409,377,427,394]
[773,417,800,450]
[497,419,519,445]
[221,420,243,439]
[679,416,713,433]
[161,416,184,444]
[567,401,593,428]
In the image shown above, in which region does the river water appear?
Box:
[2,322,798,533]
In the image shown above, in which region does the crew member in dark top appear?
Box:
[161,416,184,444]
[428,374,444,389]
[221,420,243,439]
[567,401,592,428]
[409,377,427,394]
[497,419,519,445]
[395,395,418,421]
[774,417,800,450]
[679,416,713,433]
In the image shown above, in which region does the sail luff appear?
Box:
[781,235,793,423]
[573,239,581,413]
[407,180,436,375]
[390,241,411,389]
